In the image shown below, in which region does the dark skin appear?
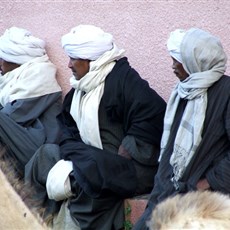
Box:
[171,57,189,81]
[0,58,20,75]
[68,58,90,80]
[171,56,210,190]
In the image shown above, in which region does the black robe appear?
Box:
[58,57,166,229]
[133,75,230,230]
[59,57,166,196]
[25,57,166,229]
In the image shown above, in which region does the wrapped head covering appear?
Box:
[0,27,46,65]
[181,28,227,75]
[61,25,114,60]
[167,29,186,63]
[160,28,227,186]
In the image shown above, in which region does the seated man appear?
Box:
[0,27,62,178]
[27,25,166,229]
[134,28,230,229]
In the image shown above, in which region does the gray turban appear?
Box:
[167,29,186,63]
[61,25,114,61]
[0,27,46,65]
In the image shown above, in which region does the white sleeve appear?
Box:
[46,159,73,201]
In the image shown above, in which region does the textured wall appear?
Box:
[1,1,230,101]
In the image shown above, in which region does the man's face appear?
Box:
[68,58,90,80]
[0,58,20,75]
[171,57,189,81]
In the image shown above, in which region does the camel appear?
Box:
[0,144,48,230]
[0,167,49,230]
[147,190,230,230]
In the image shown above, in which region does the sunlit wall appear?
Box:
[1,1,230,101]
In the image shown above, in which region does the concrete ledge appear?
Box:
[124,194,149,228]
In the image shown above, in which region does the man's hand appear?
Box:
[196,178,210,191]
[118,145,132,159]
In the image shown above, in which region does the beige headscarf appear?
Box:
[0,27,61,106]
[0,27,46,65]
[61,24,114,60]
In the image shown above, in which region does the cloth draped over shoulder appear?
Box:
[69,44,125,148]
[58,57,166,198]
[0,54,61,106]
[161,28,227,185]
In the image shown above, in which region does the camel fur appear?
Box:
[0,145,48,230]
[147,190,230,230]
[0,167,48,229]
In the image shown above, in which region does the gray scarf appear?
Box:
[160,28,227,186]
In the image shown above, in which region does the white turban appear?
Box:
[167,29,186,63]
[0,27,46,65]
[61,25,114,61]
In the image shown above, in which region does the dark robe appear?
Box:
[25,57,166,229]
[0,92,62,177]
[134,75,230,230]
[59,57,166,229]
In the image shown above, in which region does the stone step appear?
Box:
[124,194,149,229]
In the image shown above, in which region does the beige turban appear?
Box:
[61,25,114,60]
[167,29,186,63]
[0,27,46,65]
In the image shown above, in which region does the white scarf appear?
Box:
[0,54,61,106]
[160,28,227,183]
[70,45,125,148]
